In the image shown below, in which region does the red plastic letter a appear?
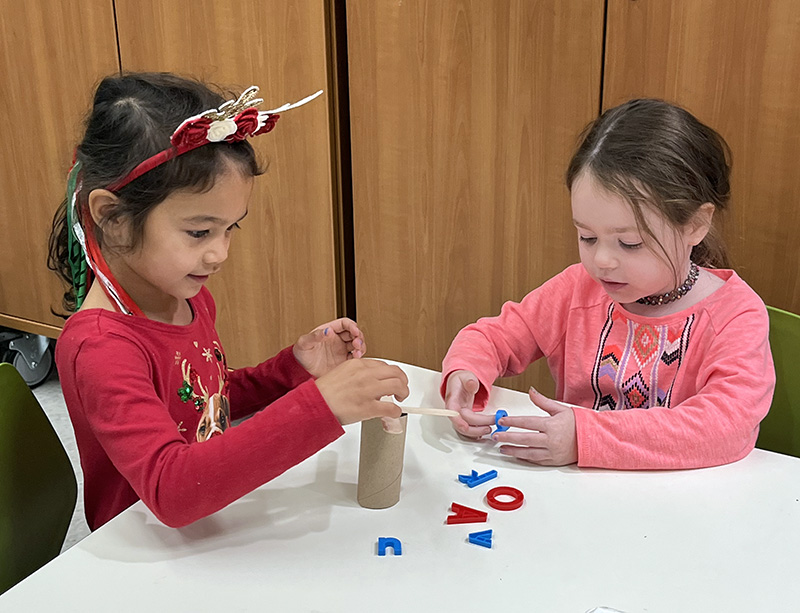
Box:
[446,502,488,524]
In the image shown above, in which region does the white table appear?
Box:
[3,361,800,612]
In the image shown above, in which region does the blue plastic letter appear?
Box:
[458,469,498,488]
[378,537,402,556]
[494,409,509,433]
[468,529,493,549]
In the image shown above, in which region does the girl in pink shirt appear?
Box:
[441,99,775,470]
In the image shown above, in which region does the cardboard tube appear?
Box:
[357,415,408,509]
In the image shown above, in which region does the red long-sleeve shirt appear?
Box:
[56,287,344,529]
[442,264,775,470]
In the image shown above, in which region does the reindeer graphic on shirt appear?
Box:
[179,344,231,442]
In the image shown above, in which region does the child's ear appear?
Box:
[87,189,120,226]
[685,203,715,246]
[87,189,129,242]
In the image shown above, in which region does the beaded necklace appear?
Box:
[636,262,700,306]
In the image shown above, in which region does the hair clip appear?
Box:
[109,87,323,191]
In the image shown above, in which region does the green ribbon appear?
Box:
[65,160,89,309]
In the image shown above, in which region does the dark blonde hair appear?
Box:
[48,72,264,314]
[566,99,732,275]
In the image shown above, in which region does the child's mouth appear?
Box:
[600,280,627,291]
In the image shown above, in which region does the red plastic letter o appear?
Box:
[486,486,524,511]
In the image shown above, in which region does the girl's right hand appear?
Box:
[315,359,409,425]
[444,370,494,438]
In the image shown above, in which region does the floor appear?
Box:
[33,370,91,551]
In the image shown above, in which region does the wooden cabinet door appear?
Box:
[0,0,118,336]
[604,0,800,313]
[115,0,340,367]
[347,0,604,391]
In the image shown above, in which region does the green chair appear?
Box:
[756,306,800,457]
[0,362,77,595]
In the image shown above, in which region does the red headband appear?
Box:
[108,87,323,191]
[71,87,323,317]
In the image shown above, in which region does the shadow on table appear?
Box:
[79,449,352,563]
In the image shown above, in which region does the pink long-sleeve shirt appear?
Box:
[441,264,775,469]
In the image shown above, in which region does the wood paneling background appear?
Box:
[3,0,800,386]
[347,0,605,392]
[0,0,119,335]
[115,0,340,368]
[604,0,800,313]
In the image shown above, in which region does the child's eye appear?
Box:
[579,236,597,245]
[619,241,643,249]
[187,230,209,239]
[226,222,241,233]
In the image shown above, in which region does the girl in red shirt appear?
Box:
[49,73,408,529]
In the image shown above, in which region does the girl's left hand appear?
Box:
[492,388,579,466]
[293,318,366,378]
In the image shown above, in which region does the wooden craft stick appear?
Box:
[401,407,459,417]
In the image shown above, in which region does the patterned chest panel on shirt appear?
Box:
[175,340,231,442]
[589,304,695,411]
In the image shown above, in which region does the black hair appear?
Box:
[48,72,263,314]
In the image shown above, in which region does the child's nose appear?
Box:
[594,243,618,270]
[204,236,229,266]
